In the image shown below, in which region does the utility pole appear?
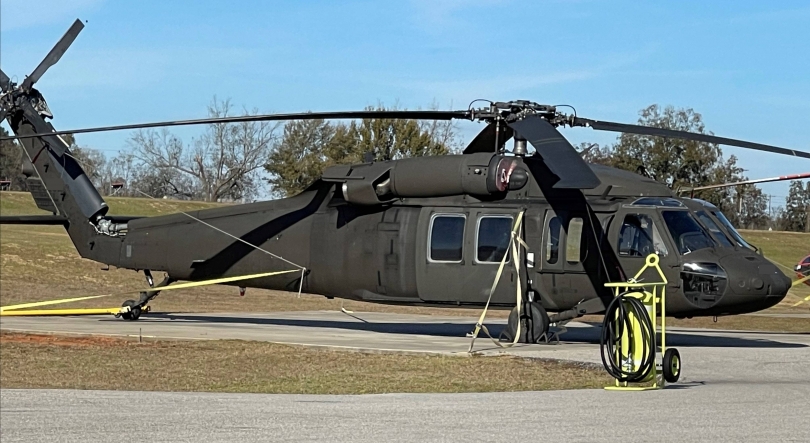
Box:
[768,194,772,218]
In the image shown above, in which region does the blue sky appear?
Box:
[1,0,808,206]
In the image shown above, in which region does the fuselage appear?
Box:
[97,158,791,318]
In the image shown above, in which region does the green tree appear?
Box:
[0,127,25,190]
[608,105,744,191]
[581,104,772,227]
[576,142,612,166]
[265,105,460,197]
[265,119,337,197]
[734,184,770,230]
[781,180,810,232]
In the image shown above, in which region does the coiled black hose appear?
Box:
[600,292,655,382]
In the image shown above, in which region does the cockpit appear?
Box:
[619,197,719,257]
[620,197,756,256]
[615,196,788,315]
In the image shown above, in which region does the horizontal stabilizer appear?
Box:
[0,215,67,225]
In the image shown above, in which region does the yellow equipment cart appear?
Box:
[601,254,681,390]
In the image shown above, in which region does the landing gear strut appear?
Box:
[503,301,549,343]
[118,274,174,321]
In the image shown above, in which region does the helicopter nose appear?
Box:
[720,255,790,304]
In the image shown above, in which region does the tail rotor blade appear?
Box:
[0,69,10,92]
[20,19,85,91]
[574,117,810,160]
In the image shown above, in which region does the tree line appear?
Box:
[0,99,807,231]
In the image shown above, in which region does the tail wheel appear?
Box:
[662,348,681,383]
[505,301,549,343]
[121,299,141,321]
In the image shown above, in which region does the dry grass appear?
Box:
[0,332,610,394]
[0,191,225,217]
[665,315,809,333]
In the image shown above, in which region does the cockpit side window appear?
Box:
[661,210,715,254]
[618,213,669,257]
[712,210,755,250]
[695,211,734,248]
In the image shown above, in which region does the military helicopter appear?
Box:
[2,20,808,342]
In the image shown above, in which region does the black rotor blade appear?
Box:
[575,117,810,160]
[462,122,514,154]
[0,68,10,92]
[508,115,600,189]
[20,19,85,91]
[0,110,472,141]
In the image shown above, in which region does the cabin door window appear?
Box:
[475,215,513,263]
[428,214,466,263]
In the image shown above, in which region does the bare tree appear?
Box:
[128,97,280,202]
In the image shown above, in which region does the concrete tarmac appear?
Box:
[1,311,809,442]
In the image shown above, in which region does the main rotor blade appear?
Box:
[0,69,10,92]
[20,19,85,91]
[0,110,472,141]
[509,115,600,189]
[575,117,810,160]
[684,172,810,192]
[462,122,513,154]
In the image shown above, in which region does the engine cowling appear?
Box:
[322,153,529,205]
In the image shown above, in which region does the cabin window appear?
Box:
[566,217,584,264]
[545,216,562,264]
[429,214,465,262]
[476,216,513,263]
[618,213,669,257]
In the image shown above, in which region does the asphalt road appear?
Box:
[1,311,809,442]
[2,384,809,443]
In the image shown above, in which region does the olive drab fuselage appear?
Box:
[72,156,789,319]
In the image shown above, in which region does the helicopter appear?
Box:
[2,19,808,342]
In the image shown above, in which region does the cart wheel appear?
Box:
[663,348,681,383]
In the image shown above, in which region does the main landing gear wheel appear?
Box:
[504,301,549,343]
[663,348,681,383]
[121,299,141,321]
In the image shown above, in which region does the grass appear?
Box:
[0,190,225,217]
[0,332,610,394]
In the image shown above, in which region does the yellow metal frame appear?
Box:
[603,254,670,391]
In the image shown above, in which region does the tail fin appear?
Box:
[9,100,109,222]
[1,20,125,266]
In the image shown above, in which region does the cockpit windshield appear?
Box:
[695,211,734,248]
[712,211,755,250]
[661,210,715,254]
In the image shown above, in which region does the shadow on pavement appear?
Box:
[139,313,807,349]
